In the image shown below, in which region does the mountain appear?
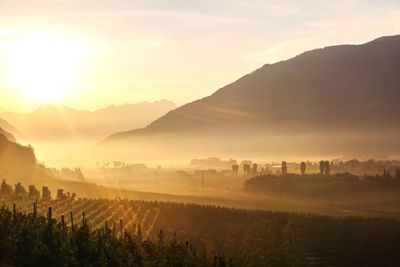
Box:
[0,133,36,180]
[0,133,61,183]
[109,35,400,139]
[0,126,15,142]
[103,35,400,159]
[2,100,176,141]
[0,118,22,140]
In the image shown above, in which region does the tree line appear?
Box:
[0,180,76,201]
[232,160,400,177]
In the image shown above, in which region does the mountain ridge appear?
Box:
[2,100,176,141]
[0,118,21,140]
[106,34,400,142]
[0,126,15,142]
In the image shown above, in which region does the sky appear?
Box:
[0,0,399,113]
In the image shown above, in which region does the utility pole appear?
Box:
[202,173,204,191]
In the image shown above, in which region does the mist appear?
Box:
[1,20,400,265]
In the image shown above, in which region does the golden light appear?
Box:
[7,33,87,103]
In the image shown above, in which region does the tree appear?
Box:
[28,185,40,200]
[0,180,13,197]
[324,161,331,175]
[42,186,51,200]
[319,161,325,175]
[232,164,239,175]
[300,162,306,175]
[243,164,251,175]
[281,161,287,175]
[252,163,258,174]
[15,182,27,198]
[57,189,66,200]
[396,168,400,179]
[241,161,252,175]
[76,168,85,181]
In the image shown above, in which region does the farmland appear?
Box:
[2,193,400,266]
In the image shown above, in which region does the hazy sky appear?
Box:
[0,0,399,112]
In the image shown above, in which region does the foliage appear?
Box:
[2,180,400,266]
[0,205,216,267]
[300,162,306,175]
[28,185,40,200]
[281,161,288,175]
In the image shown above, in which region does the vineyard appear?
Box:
[0,203,216,267]
[2,197,299,266]
[293,216,400,266]
[2,192,400,266]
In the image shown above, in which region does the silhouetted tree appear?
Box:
[324,161,330,175]
[42,186,51,200]
[396,168,400,179]
[243,164,251,175]
[0,180,13,197]
[57,189,66,200]
[113,161,122,168]
[14,182,27,199]
[300,162,306,175]
[28,185,40,200]
[281,161,287,175]
[75,168,85,180]
[232,164,239,175]
[252,163,258,174]
[319,161,325,175]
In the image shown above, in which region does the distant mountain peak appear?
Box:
[2,100,176,141]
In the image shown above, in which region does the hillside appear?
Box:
[102,35,400,158]
[0,127,15,142]
[0,134,60,183]
[108,35,400,136]
[2,100,176,140]
[0,118,21,140]
[0,133,37,179]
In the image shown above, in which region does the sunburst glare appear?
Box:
[7,32,88,103]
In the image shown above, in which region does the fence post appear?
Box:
[120,219,123,238]
[47,207,52,224]
[61,215,65,229]
[158,229,163,245]
[13,203,16,220]
[32,202,37,222]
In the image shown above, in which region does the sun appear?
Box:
[7,33,86,103]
